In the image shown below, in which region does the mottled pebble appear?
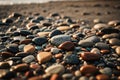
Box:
[37,52,52,64]
[51,47,60,54]
[95,42,110,50]
[45,64,65,74]
[99,67,112,76]
[62,73,73,79]
[22,55,35,63]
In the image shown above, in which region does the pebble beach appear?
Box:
[0,0,120,80]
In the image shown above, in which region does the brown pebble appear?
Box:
[58,41,74,51]
[37,32,50,37]
[57,26,71,31]
[30,64,40,70]
[50,74,62,80]
[28,76,43,80]
[55,53,63,59]
[24,44,35,53]
[100,50,110,54]
[116,47,120,55]
[70,24,80,28]
[1,51,14,59]
[96,74,109,80]
[109,38,120,46]
[80,65,98,75]
[20,39,32,44]
[37,52,52,64]
[80,52,101,61]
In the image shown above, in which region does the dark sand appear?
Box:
[0,0,120,32]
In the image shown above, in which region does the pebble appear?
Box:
[80,65,98,75]
[9,12,22,18]
[37,52,52,64]
[37,32,50,37]
[22,55,35,63]
[58,41,75,51]
[96,74,109,80]
[100,28,120,34]
[6,44,19,53]
[50,35,71,46]
[84,36,100,43]
[109,38,120,46]
[80,52,101,61]
[2,18,13,24]
[99,67,112,76]
[115,47,120,55]
[0,62,10,69]
[62,73,73,79]
[32,37,48,45]
[23,44,35,53]
[90,48,100,54]
[108,20,120,26]
[57,26,71,31]
[79,76,89,80]
[51,47,60,54]
[102,33,119,39]
[93,23,109,30]
[49,29,62,38]
[78,41,94,47]
[95,42,110,50]
[45,64,65,74]
[64,54,80,64]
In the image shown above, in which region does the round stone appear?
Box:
[37,52,52,64]
[109,38,120,46]
[95,42,110,50]
[79,76,89,80]
[62,73,73,80]
[1,52,14,59]
[49,29,62,38]
[63,54,80,64]
[2,18,13,24]
[80,65,98,75]
[116,47,120,55]
[80,52,101,61]
[50,35,71,46]
[32,37,48,46]
[78,40,94,47]
[96,74,109,80]
[45,64,65,74]
[100,28,120,34]
[58,41,75,51]
[6,44,19,53]
[93,23,109,30]
[9,12,22,18]
[51,48,60,54]
[99,67,112,76]
[90,48,100,54]
[24,44,35,53]
[0,62,10,69]
[100,50,110,54]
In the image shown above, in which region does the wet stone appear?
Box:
[37,52,52,64]
[1,51,14,59]
[45,64,65,74]
[15,52,29,57]
[80,65,98,75]
[78,41,94,47]
[6,44,19,53]
[95,42,110,50]
[63,54,80,64]
[32,37,48,46]
[50,35,71,46]
[58,41,75,51]
[90,48,100,54]
[80,52,101,61]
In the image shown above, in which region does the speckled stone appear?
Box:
[51,48,60,54]
[37,52,52,64]
[49,29,62,38]
[84,36,100,43]
[50,35,71,46]
[22,55,35,63]
[45,64,65,74]
[99,67,112,76]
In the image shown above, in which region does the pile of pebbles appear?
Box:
[0,12,120,80]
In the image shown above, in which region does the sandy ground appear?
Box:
[0,0,120,32]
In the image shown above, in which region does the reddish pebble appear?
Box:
[20,39,32,44]
[50,74,62,80]
[80,65,98,75]
[80,52,101,61]
[28,76,43,80]
[100,50,110,54]
[58,41,74,51]
[55,53,63,59]
[96,74,109,80]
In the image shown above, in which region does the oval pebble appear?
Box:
[22,55,35,63]
[80,65,98,75]
[109,38,120,46]
[6,44,19,53]
[58,41,75,51]
[24,44,35,53]
[49,29,62,38]
[90,48,100,54]
[115,47,120,55]
[95,42,110,50]
[50,35,71,46]
[96,74,109,80]
[99,67,112,76]
[45,64,65,74]
[93,23,109,30]
[37,52,52,64]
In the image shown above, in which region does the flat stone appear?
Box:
[11,63,29,72]
[58,41,75,51]
[108,20,120,26]
[102,33,119,39]
[37,32,50,37]
[50,35,71,46]
[78,40,94,47]
[22,55,35,63]
[90,48,100,54]
[80,65,98,75]
[49,29,62,38]
[85,36,100,43]
[19,30,32,36]
[51,48,60,54]
[70,24,80,28]
[80,52,101,61]
[63,54,80,64]
[100,28,120,34]
[95,42,110,50]
[37,52,52,64]
[96,74,109,80]
[109,38,120,46]
[116,47,120,55]
[32,37,48,45]
[6,44,19,53]
[99,67,112,76]
[24,44,35,53]
[45,64,65,74]
[20,39,32,44]
[57,26,71,31]
[93,23,109,30]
